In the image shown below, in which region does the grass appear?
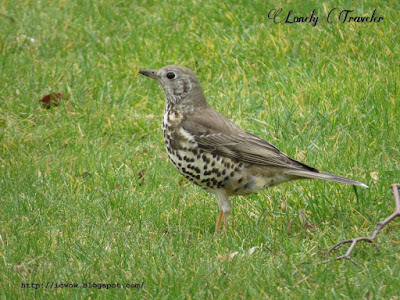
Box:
[1,0,399,298]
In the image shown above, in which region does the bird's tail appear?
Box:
[286,170,368,188]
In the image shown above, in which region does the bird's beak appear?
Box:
[139,69,159,79]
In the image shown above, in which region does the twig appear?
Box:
[326,184,400,266]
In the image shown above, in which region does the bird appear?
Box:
[139,65,368,234]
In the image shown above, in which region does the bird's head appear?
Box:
[139,65,209,111]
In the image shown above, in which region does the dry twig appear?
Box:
[327,184,400,266]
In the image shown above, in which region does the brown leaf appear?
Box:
[15,262,25,274]
[39,92,64,109]
[138,169,146,180]
[305,222,315,231]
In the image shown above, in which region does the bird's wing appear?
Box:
[182,109,318,171]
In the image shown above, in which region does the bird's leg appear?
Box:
[215,211,224,234]
[213,190,232,235]
[223,213,229,232]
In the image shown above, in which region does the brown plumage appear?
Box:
[139,65,367,233]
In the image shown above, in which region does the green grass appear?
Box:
[1,0,399,298]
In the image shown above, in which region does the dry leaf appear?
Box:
[370,171,379,181]
[39,93,64,109]
[305,222,315,231]
[138,169,146,180]
[229,251,239,261]
[15,262,26,274]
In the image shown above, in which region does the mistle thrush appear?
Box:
[139,65,368,234]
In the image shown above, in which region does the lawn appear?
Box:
[1,0,399,298]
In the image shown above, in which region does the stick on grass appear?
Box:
[327,184,400,266]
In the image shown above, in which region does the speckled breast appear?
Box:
[162,110,255,195]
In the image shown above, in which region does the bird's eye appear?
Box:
[167,72,175,79]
